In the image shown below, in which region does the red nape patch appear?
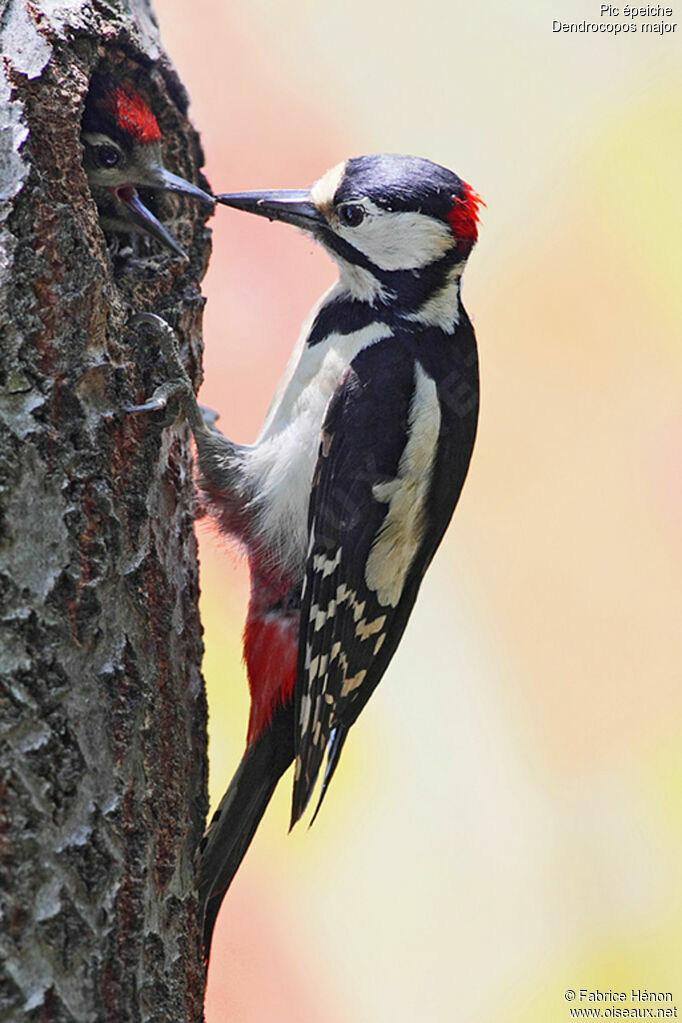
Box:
[446,181,485,247]
[104,85,161,146]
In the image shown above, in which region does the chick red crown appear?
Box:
[103,83,161,145]
[83,75,161,148]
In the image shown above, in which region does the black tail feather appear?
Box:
[198,702,294,962]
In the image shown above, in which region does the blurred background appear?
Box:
[153,1,681,1019]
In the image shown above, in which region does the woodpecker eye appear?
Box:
[337,203,365,227]
[96,145,121,168]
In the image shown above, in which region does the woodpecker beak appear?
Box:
[147,167,215,206]
[215,190,325,232]
[113,185,188,258]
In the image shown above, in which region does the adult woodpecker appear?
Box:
[131,153,482,960]
[81,75,213,257]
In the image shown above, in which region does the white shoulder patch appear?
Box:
[365,363,441,607]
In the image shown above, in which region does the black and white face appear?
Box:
[308,154,480,272]
[310,158,461,273]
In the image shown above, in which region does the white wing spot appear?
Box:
[300,694,312,731]
[313,598,337,631]
[313,606,327,631]
[321,429,333,458]
[355,614,387,641]
[365,363,441,607]
[336,582,366,621]
[340,668,367,697]
[313,547,342,578]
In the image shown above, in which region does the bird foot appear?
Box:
[126,378,193,427]
[126,313,209,436]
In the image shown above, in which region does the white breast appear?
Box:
[243,313,392,574]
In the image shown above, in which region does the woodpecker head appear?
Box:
[215,154,482,308]
[81,75,213,258]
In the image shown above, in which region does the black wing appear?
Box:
[291,326,478,825]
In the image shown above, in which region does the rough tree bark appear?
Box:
[0,2,210,1020]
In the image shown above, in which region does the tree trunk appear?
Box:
[0,2,209,1020]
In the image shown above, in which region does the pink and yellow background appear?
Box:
[155,1,681,1018]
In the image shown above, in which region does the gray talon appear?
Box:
[131,312,168,332]
[126,379,190,427]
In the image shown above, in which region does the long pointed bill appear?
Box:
[114,185,187,258]
[215,189,325,231]
[150,168,215,206]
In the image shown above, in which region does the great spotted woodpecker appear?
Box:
[81,75,213,257]
[132,153,482,960]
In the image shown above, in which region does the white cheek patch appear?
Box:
[339,202,455,272]
[365,362,441,607]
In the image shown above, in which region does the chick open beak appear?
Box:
[112,170,213,258]
[112,184,188,258]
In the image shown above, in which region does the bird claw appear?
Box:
[126,379,191,427]
[130,311,173,335]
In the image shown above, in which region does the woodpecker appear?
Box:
[81,75,213,257]
[131,153,482,961]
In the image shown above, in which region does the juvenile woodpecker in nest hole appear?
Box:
[81,75,213,258]
[132,153,482,961]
